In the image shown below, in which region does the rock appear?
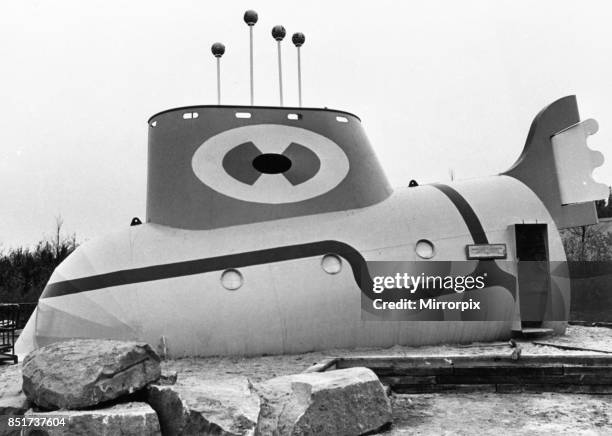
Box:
[158,370,178,385]
[147,375,260,435]
[0,364,29,415]
[255,367,392,436]
[22,339,161,410]
[25,402,161,435]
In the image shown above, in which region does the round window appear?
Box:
[321,254,342,274]
[415,239,435,259]
[221,269,243,290]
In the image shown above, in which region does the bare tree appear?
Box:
[561,225,612,261]
[54,215,64,260]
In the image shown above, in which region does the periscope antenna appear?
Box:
[211,42,225,105]
[272,25,286,106]
[243,10,258,105]
[292,32,305,107]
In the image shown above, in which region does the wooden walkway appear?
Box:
[306,354,612,394]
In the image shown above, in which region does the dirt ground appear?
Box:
[2,326,612,434]
[160,326,612,435]
[385,393,612,435]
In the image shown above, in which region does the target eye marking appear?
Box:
[222,141,262,185]
[192,124,350,204]
[252,153,292,174]
[282,142,321,186]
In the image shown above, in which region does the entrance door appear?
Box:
[515,224,551,327]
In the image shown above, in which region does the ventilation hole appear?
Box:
[150,121,157,127]
[235,112,252,119]
[321,254,342,274]
[252,154,292,174]
[336,116,348,123]
[287,113,302,120]
[221,269,243,290]
[183,112,198,119]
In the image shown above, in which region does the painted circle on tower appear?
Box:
[192,124,350,204]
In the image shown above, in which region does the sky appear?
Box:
[1,0,611,248]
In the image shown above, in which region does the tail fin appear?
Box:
[504,96,607,229]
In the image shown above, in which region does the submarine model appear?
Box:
[16,11,608,357]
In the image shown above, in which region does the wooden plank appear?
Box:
[515,355,612,365]
[392,384,496,394]
[449,361,551,369]
[519,328,555,337]
[568,321,590,326]
[452,365,564,376]
[563,365,612,375]
[456,341,513,348]
[334,355,612,393]
[376,365,569,377]
[337,355,510,369]
[370,367,454,376]
[336,356,454,369]
[496,384,612,394]
[533,341,612,354]
[454,355,612,366]
[337,354,612,368]
[302,358,338,373]
[438,374,612,385]
[379,376,437,386]
[329,354,612,394]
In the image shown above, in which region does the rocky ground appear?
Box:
[386,392,612,435]
[159,326,612,435]
[1,325,611,435]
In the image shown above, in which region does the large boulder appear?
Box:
[25,402,161,435]
[0,364,29,415]
[255,367,392,436]
[146,375,260,436]
[22,339,161,410]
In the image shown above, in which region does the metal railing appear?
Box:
[0,304,19,364]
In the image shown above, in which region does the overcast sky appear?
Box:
[1,0,611,248]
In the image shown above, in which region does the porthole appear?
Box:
[321,254,342,274]
[221,269,243,290]
[415,239,435,259]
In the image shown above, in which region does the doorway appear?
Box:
[515,224,551,327]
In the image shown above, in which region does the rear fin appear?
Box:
[504,96,607,229]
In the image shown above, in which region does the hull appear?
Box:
[16,176,569,357]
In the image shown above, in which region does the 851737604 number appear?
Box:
[5,415,66,428]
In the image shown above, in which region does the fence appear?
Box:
[0,304,19,364]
